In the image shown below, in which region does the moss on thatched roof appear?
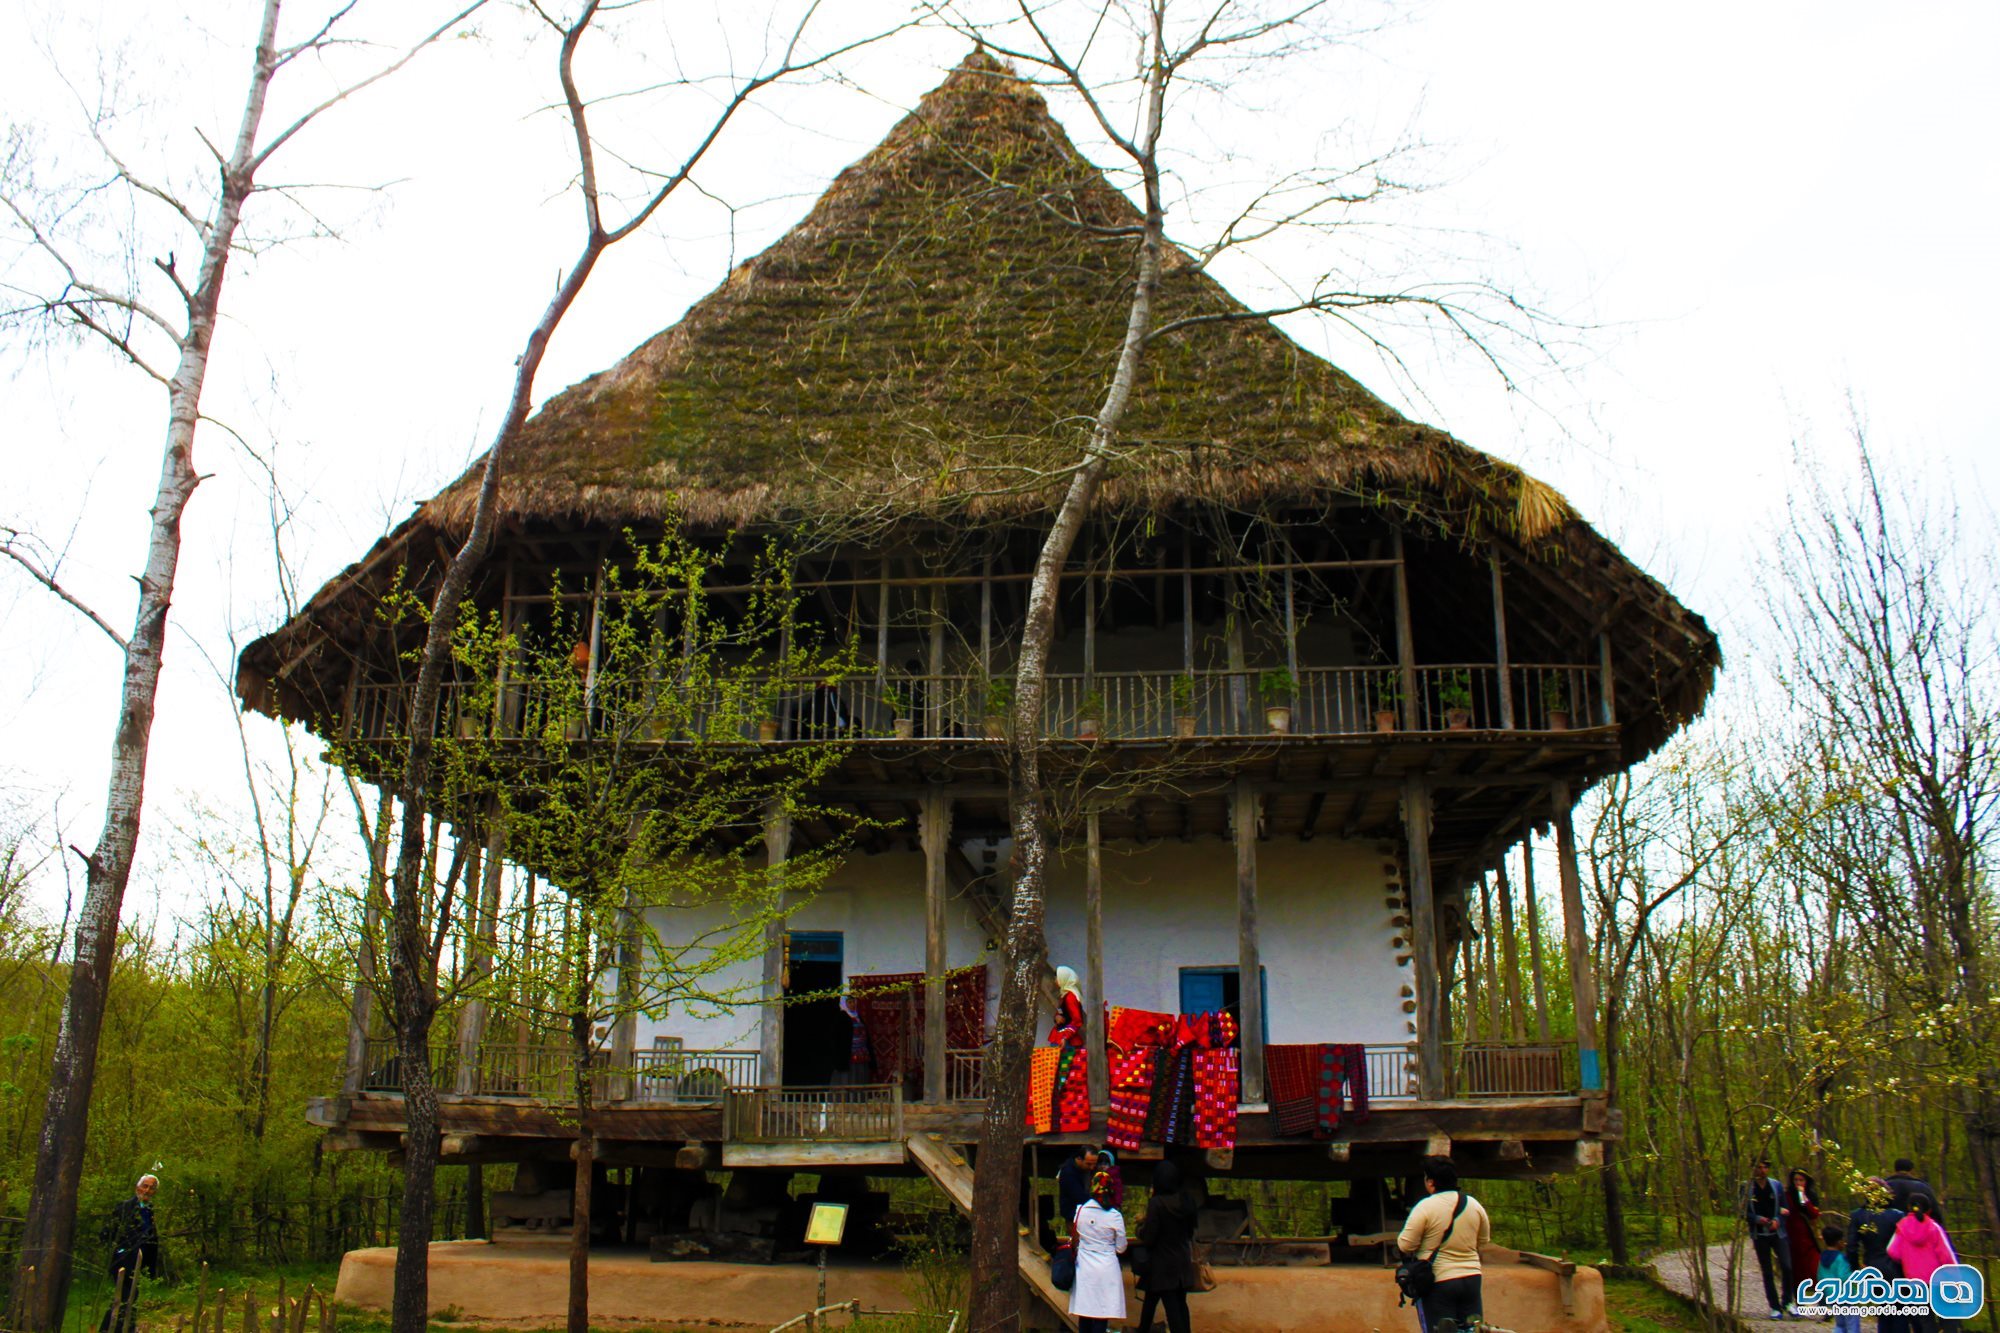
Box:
[422,49,1561,539]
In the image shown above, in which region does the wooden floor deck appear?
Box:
[309,1089,1612,1179]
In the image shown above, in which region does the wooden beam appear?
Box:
[1402,776,1447,1100]
[1234,778,1267,1103]
[673,1143,713,1170]
[1424,1134,1453,1158]
[921,790,951,1105]
[1085,811,1108,1111]
[1550,783,1602,1091]
[761,803,791,1086]
[723,1141,908,1169]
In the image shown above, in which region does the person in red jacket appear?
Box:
[1782,1168,1822,1311]
[1050,966,1085,1046]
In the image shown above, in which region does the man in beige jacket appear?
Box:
[1397,1156,1492,1332]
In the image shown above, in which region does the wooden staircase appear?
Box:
[906,1132,1078,1331]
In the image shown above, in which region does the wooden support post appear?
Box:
[1521,842,1552,1042]
[611,889,643,1100]
[1550,782,1602,1090]
[583,555,606,728]
[980,554,993,678]
[1597,632,1617,725]
[1085,811,1108,1113]
[1491,554,1515,729]
[1402,776,1447,1100]
[341,793,393,1096]
[1227,581,1249,733]
[1392,529,1420,730]
[1480,873,1500,1041]
[928,585,945,739]
[1181,537,1195,675]
[455,813,508,1096]
[1083,569,1097,688]
[1282,554,1299,686]
[1233,778,1267,1103]
[875,559,890,689]
[921,791,951,1105]
[761,802,791,1086]
[1496,860,1526,1041]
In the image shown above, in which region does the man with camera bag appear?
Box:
[1396,1156,1491,1332]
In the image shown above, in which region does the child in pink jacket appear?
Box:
[1887,1194,1956,1284]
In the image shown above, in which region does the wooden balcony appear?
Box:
[343,661,1606,748]
[723,1085,904,1143]
[356,1038,758,1105]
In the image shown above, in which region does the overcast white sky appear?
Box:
[2,0,1994,917]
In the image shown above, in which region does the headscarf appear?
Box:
[1090,1170,1117,1203]
[1054,966,1081,999]
[1789,1167,1818,1207]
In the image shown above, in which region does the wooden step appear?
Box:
[907,1133,1079,1332]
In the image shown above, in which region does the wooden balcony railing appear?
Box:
[355,1038,755,1105]
[629,1047,760,1104]
[1448,1040,1579,1098]
[723,1085,904,1142]
[344,662,1605,746]
[1362,1043,1421,1102]
[945,1048,986,1102]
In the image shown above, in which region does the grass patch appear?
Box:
[1603,1274,1711,1332]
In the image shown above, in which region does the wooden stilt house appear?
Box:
[238,53,1717,1255]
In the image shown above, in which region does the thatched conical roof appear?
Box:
[240,51,1719,758]
[421,49,1562,537]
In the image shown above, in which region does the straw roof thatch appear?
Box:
[417,50,1574,536]
[239,51,1719,759]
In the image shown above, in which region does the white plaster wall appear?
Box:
[633,849,995,1054]
[634,835,1411,1057]
[1040,837,1413,1047]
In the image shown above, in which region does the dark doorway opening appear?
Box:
[783,931,850,1086]
[1178,965,1268,1046]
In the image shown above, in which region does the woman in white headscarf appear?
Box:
[1050,965,1085,1046]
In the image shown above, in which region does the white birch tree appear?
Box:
[0,6,484,1325]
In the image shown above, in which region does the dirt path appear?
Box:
[1650,1241,1793,1327]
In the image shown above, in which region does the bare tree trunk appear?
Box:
[967,38,1168,1333]
[569,998,596,1333]
[8,9,283,1325]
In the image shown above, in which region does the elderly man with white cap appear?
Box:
[100,1173,160,1333]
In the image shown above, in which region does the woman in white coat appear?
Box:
[1070,1170,1129,1331]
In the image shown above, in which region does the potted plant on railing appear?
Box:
[981,676,1014,741]
[755,679,784,742]
[1170,673,1198,739]
[1077,688,1106,740]
[1440,669,1474,730]
[1543,675,1571,731]
[1374,676,1401,733]
[1259,668,1297,734]
[884,685,914,740]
